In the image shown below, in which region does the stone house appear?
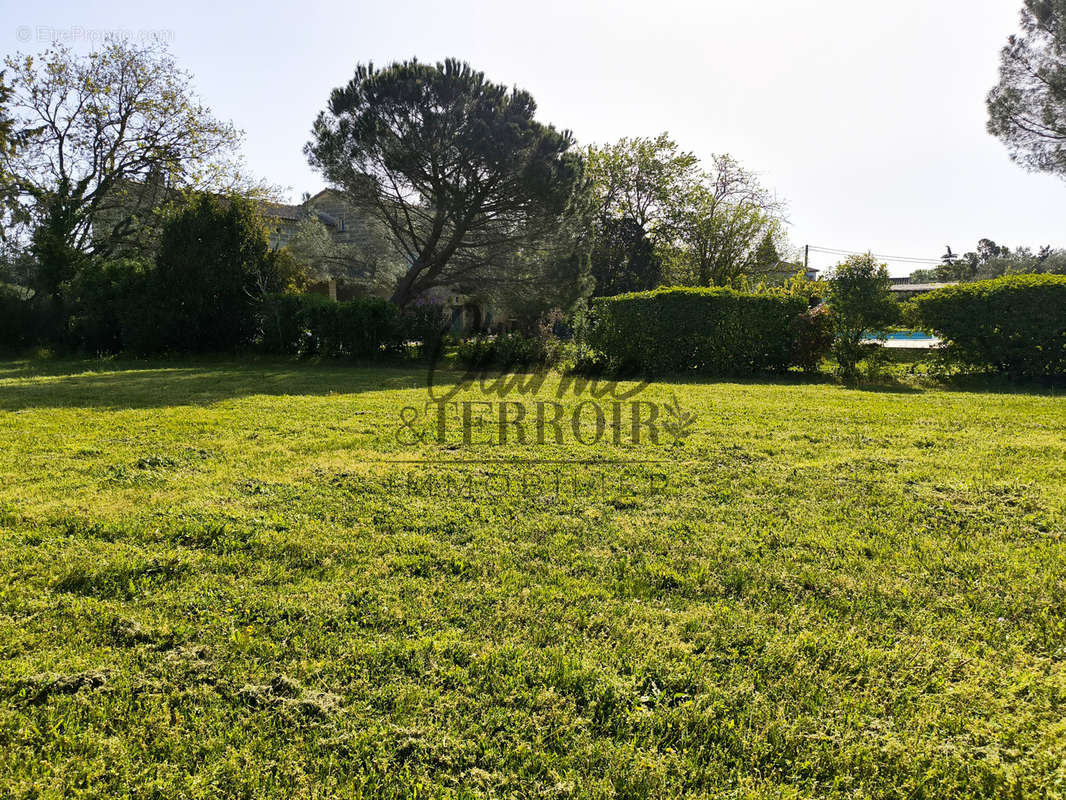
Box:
[261,189,365,252]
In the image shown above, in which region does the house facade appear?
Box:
[261,189,367,252]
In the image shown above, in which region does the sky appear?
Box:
[3,0,1064,276]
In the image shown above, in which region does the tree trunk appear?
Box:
[390,265,422,308]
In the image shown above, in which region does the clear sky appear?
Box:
[4,0,1063,275]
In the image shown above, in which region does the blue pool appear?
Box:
[880,330,935,341]
[863,330,940,347]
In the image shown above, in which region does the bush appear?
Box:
[137,193,295,354]
[258,293,324,355]
[589,287,811,375]
[333,298,402,358]
[457,332,545,369]
[258,293,440,359]
[455,308,589,371]
[65,258,149,353]
[397,301,450,353]
[912,274,1066,377]
[825,255,899,381]
[791,304,834,372]
[0,286,35,351]
[456,337,495,367]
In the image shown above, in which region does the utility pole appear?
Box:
[804,244,809,271]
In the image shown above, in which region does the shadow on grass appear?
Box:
[0,353,1058,411]
[935,372,1065,395]
[832,371,1061,396]
[610,364,1062,397]
[847,380,925,395]
[0,356,451,411]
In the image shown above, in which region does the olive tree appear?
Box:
[285,212,405,292]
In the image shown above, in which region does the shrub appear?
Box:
[138,193,295,353]
[791,304,834,372]
[333,298,402,358]
[259,293,416,359]
[457,332,545,369]
[783,276,829,307]
[456,336,495,367]
[258,293,325,355]
[912,274,1066,377]
[456,307,598,371]
[0,285,35,351]
[397,301,449,353]
[589,287,810,375]
[65,258,149,353]
[825,255,899,381]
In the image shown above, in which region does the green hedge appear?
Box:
[457,332,547,369]
[0,286,35,351]
[259,294,446,358]
[912,274,1066,377]
[590,287,816,375]
[791,304,834,373]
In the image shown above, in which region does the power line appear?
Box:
[806,245,942,265]
[807,246,942,264]
[808,248,941,264]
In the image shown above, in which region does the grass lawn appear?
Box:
[0,357,1064,798]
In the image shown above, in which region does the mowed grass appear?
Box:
[0,357,1064,799]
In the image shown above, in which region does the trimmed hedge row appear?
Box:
[590,287,823,375]
[457,333,547,369]
[0,287,35,351]
[912,274,1066,377]
[259,293,446,358]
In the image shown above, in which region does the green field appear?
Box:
[1,358,1064,798]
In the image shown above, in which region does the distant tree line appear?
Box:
[0,40,807,355]
[0,31,1062,377]
[911,239,1066,284]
